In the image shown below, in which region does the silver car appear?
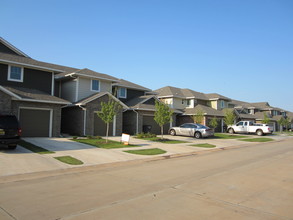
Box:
[169,123,214,139]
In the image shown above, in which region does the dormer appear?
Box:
[206,93,231,110]
[112,79,152,103]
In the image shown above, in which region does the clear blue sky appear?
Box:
[1,0,293,111]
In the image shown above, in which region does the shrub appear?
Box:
[72,136,78,139]
[136,132,157,139]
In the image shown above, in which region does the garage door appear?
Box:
[143,116,169,135]
[19,109,51,137]
[94,114,113,136]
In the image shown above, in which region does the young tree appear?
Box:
[97,97,121,143]
[191,109,205,124]
[209,117,219,130]
[284,117,291,131]
[261,113,271,124]
[224,109,236,126]
[154,100,173,139]
[277,117,291,132]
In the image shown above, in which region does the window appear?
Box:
[91,79,100,91]
[187,99,190,106]
[8,66,23,82]
[237,122,243,126]
[220,100,225,108]
[118,87,127,98]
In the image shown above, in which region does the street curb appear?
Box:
[0,138,288,184]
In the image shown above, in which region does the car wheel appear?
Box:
[228,128,234,134]
[8,144,17,150]
[194,132,202,139]
[170,129,176,136]
[256,129,263,136]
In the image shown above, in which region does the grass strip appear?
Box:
[214,133,247,139]
[73,138,139,149]
[54,156,83,165]
[190,143,216,148]
[19,140,55,154]
[124,148,166,155]
[240,138,274,142]
[137,137,188,144]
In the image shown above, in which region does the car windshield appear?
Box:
[0,116,19,129]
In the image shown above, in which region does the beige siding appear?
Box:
[61,80,77,102]
[210,100,218,110]
[77,77,96,101]
[173,98,185,109]
[77,77,113,101]
[100,81,112,93]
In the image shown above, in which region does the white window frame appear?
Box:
[118,87,127,98]
[8,65,24,82]
[91,79,100,92]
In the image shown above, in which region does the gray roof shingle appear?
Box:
[1,86,70,104]
[155,86,208,100]
[113,79,152,92]
[183,104,224,117]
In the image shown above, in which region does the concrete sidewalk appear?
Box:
[0,134,291,177]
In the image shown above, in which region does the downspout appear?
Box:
[132,109,139,134]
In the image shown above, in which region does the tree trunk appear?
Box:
[106,122,109,143]
[161,126,164,140]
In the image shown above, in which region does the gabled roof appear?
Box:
[254,112,276,121]
[113,79,152,92]
[183,104,224,117]
[0,52,78,73]
[230,99,255,109]
[75,92,128,109]
[0,86,70,105]
[238,113,257,120]
[125,95,182,113]
[0,37,30,58]
[55,68,119,82]
[205,93,231,101]
[251,102,271,109]
[155,86,208,100]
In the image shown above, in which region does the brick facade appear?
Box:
[0,90,12,114]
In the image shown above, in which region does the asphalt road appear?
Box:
[0,138,292,220]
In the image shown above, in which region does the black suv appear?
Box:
[0,115,21,150]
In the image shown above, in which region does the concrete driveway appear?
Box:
[0,134,290,177]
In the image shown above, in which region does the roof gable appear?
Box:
[155,86,208,100]
[113,79,151,92]
[55,68,118,82]
[0,37,30,58]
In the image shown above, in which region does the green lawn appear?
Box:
[54,156,83,165]
[190,143,216,148]
[73,138,139,149]
[214,133,247,139]
[240,138,274,142]
[124,148,167,155]
[136,137,188,144]
[19,140,55,154]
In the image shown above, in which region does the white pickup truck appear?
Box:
[227,121,273,136]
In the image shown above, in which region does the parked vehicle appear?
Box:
[227,121,272,136]
[0,115,21,150]
[169,123,214,139]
